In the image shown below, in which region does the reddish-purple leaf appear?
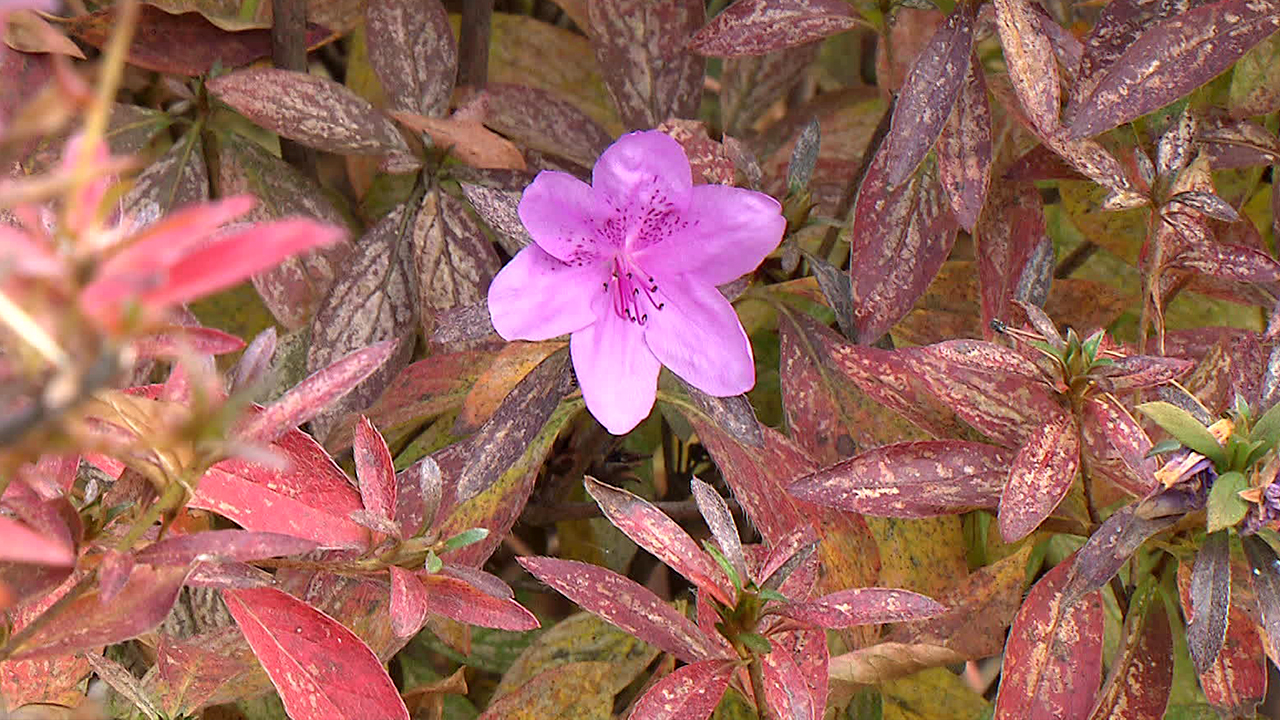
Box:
[885,3,976,186]
[419,574,539,631]
[760,646,817,720]
[132,326,245,359]
[477,84,613,169]
[998,412,1081,542]
[587,478,734,605]
[1179,562,1268,715]
[689,0,859,56]
[1063,506,1178,604]
[137,530,319,566]
[720,43,821,135]
[238,340,398,444]
[186,560,274,589]
[995,555,1105,720]
[936,52,992,232]
[208,68,409,156]
[1067,0,1280,138]
[791,441,1010,517]
[1080,395,1158,497]
[224,587,410,720]
[365,0,455,116]
[774,587,946,628]
[1241,534,1280,666]
[0,516,73,566]
[1088,588,1173,720]
[849,144,959,345]
[974,181,1045,336]
[64,5,334,77]
[388,566,429,639]
[589,0,705,130]
[9,564,190,660]
[354,416,398,531]
[629,660,735,720]
[690,478,748,584]
[1188,531,1232,675]
[994,0,1061,134]
[1093,355,1195,392]
[439,564,514,600]
[0,575,92,709]
[150,628,259,716]
[191,428,370,549]
[914,351,1062,447]
[518,557,726,663]
[922,340,1049,382]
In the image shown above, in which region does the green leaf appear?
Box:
[704,543,742,593]
[1136,402,1226,467]
[1206,471,1249,533]
[1146,438,1185,458]
[424,550,443,574]
[1081,329,1104,363]
[1252,400,1280,448]
[440,528,489,553]
[758,588,790,605]
[739,632,772,656]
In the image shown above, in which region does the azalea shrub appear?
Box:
[8,0,1280,719]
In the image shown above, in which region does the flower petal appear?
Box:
[644,278,754,397]
[488,245,604,341]
[570,311,661,434]
[517,171,610,263]
[635,185,785,286]
[592,131,692,216]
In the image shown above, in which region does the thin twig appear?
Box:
[271,0,318,180]
[458,0,495,89]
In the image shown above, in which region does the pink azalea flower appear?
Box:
[487,131,785,434]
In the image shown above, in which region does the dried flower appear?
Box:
[487,131,785,433]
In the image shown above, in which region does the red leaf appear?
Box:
[190,428,370,549]
[791,441,1011,518]
[518,557,726,663]
[629,660,735,720]
[589,0,705,130]
[585,477,735,606]
[0,516,73,566]
[884,2,976,186]
[239,340,399,444]
[913,350,1062,447]
[364,0,455,116]
[0,575,92,710]
[224,587,410,720]
[389,567,429,639]
[137,529,319,565]
[208,68,410,156]
[974,182,1046,336]
[994,0,1061,134]
[849,143,959,344]
[354,416,398,532]
[995,555,1104,720]
[936,52,992,232]
[774,588,946,628]
[132,326,246,358]
[998,412,1081,543]
[1088,588,1173,720]
[9,564,190,660]
[1066,0,1280,138]
[688,0,860,57]
[1178,561,1267,715]
[1079,395,1158,497]
[476,84,613,169]
[419,574,539,631]
[760,646,817,720]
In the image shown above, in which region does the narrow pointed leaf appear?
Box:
[388,567,430,639]
[136,530,318,565]
[518,557,725,663]
[1241,534,1280,664]
[353,416,397,531]
[994,0,1061,134]
[760,648,817,720]
[690,478,748,585]
[224,587,410,720]
[885,3,976,186]
[1135,401,1226,467]
[1088,586,1173,720]
[936,52,992,232]
[585,477,735,605]
[1080,395,1158,497]
[688,0,860,57]
[774,588,946,628]
[629,660,735,720]
[1063,506,1177,604]
[1188,530,1232,675]
[998,413,1081,543]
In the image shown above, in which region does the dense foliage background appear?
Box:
[5,0,1280,718]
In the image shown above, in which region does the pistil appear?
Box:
[603,256,664,325]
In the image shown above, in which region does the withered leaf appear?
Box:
[848,148,959,345]
[935,52,991,232]
[364,0,455,116]
[884,2,976,186]
[121,130,209,228]
[410,189,501,337]
[589,0,705,130]
[388,111,526,170]
[1063,506,1177,604]
[208,68,409,157]
[688,0,859,57]
[1066,0,1280,138]
[307,204,418,444]
[1241,534,1280,667]
[994,0,1061,135]
[219,133,352,330]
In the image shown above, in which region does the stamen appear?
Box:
[604,256,665,325]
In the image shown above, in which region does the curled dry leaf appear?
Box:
[390,111,526,170]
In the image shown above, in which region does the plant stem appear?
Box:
[271,0,318,180]
[748,658,771,720]
[459,0,495,89]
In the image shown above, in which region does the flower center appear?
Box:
[602,256,664,325]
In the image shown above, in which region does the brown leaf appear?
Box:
[63,4,333,76]
[885,3,976,186]
[410,189,501,338]
[307,203,418,444]
[459,181,533,255]
[121,130,209,228]
[848,147,959,345]
[457,341,563,433]
[474,84,613,170]
[994,0,1061,134]
[208,68,408,156]
[935,52,991,232]
[389,111,527,170]
[1066,0,1280,138]
[364,0,455,116]
[4,11,85,57]
[688,0,860,57]
[588,0,704,130]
